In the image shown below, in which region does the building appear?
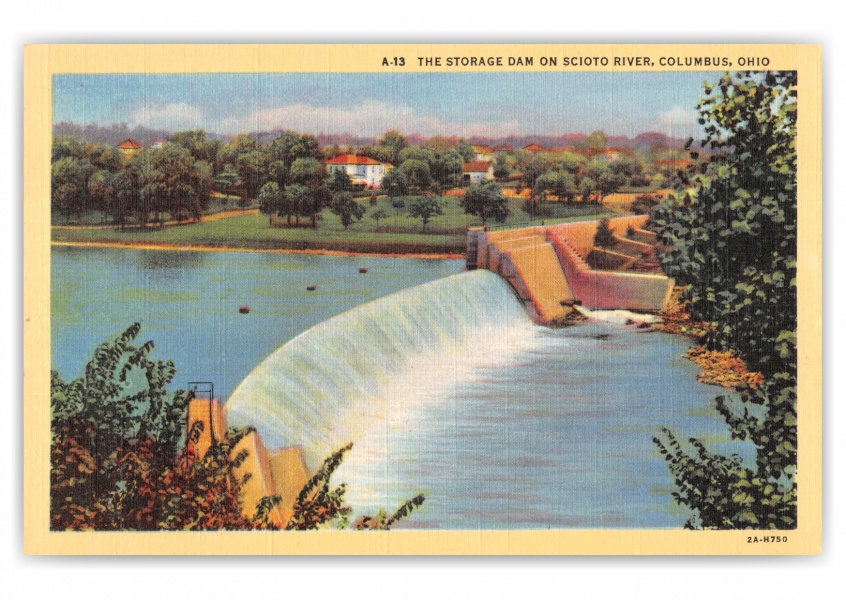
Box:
[323,154,389,188]
[462,160,494,184]
[117,138,142,158]
[522,143,544,153]
[472,144,496,162]
[151,139,167,150]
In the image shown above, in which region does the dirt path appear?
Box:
[53,208,260,230]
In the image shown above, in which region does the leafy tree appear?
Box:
[492,153,510,180]
[290,158,330,227]
[51,156,94,221]
[382,168,409,199]
[431,148,465,189]
[408,196,444,231]
[370,207,388,228]
[330,191,366,229]
[112,165,144,228]
[376,130,408,165]
[593,217,616,247]
[455,139,476,162]
[52,137,86,162]
[143,144,208,224]
[270,131,321,167]
[650,71,798,529]
[51,325,426,531]
[329,169,354,193]
[258,181,285,225]
[533,170,577,203]
[284,183,310,226]
[87,169,116,223]
[400,159,432,192]
[235,149,270,199]
[463,180,509,225]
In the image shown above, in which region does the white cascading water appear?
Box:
[226,269,538,466]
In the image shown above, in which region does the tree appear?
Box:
[270,131,321,167]
[290,158,330,227]
[235,149,270,199]
[463,180,509,225]
[284,183,310,226]
[370,207,388,229]
[330,191,366,229]
[399,159,432,192]
[112,166,144,228]
[143,144,207,224]
[408,196,443,231]
[593,217,616,250]
[376,130,408,165]
[51,325,426,531]
[329,169,354,193]
[51,156,94,221]
[651,71,798,529]
[87,169,116,223]
[381,168,409,199]
[431,148,465,189]
[533,170,577,203]
[258,181,285,225]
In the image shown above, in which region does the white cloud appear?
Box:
[654,105,698,138]
[221,100,519,137]
[130,102,204,131]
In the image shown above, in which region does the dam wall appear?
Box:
[186,398,311,528]
[468,215,674,321]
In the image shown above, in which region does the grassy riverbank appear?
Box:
[51,195,615,255]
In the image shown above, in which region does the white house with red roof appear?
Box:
[462,160,494,184]
[323,154,390,188]
[151,139,167,150]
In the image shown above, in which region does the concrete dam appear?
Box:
[186,215,675,527]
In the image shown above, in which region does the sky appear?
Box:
[52,71,721,139]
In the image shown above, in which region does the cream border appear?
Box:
[23,44,822,555]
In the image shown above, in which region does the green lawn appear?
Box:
[52,195,616,255]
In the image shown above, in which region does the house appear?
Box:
[493,143,512,153]
[151,139,167,150]
[323,154,389,188]
[117,138,142,158]
[522,143,544,153]
[462,161,494,184]
[472,144,496,162]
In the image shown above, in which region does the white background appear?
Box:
[3,3,841,598]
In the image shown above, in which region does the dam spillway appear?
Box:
[225,269,537,466]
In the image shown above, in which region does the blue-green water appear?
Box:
[52,246,748,529]
[51,246,464,397]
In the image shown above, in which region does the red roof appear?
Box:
[118,138,142,149]
[324,154,382,166]
[523,143,544,152]
[462,161,492,173]
[472,144,494,154]
[493,144,512,151]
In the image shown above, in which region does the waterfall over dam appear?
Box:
[226,269,537,466]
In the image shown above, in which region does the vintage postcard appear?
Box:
[23,43,821,554]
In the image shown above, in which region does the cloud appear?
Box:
[130,102,205,131]
[654,105,698,138]
[221,100,519,137]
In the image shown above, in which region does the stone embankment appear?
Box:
[467,215,674,325]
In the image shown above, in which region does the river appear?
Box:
[51,245,749,529]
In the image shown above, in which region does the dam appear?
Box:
[183,217,706,528]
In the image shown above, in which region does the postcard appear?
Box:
[23,43,821,554]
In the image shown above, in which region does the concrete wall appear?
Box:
[185,398,312,529]
[471,215,673,314]
[547,229,674,311]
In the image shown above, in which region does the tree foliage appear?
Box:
[463,180,509,225]
[407,196,444,231]
[51,325,426,531]
[330,191,366,229]
[650,71,798,529]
